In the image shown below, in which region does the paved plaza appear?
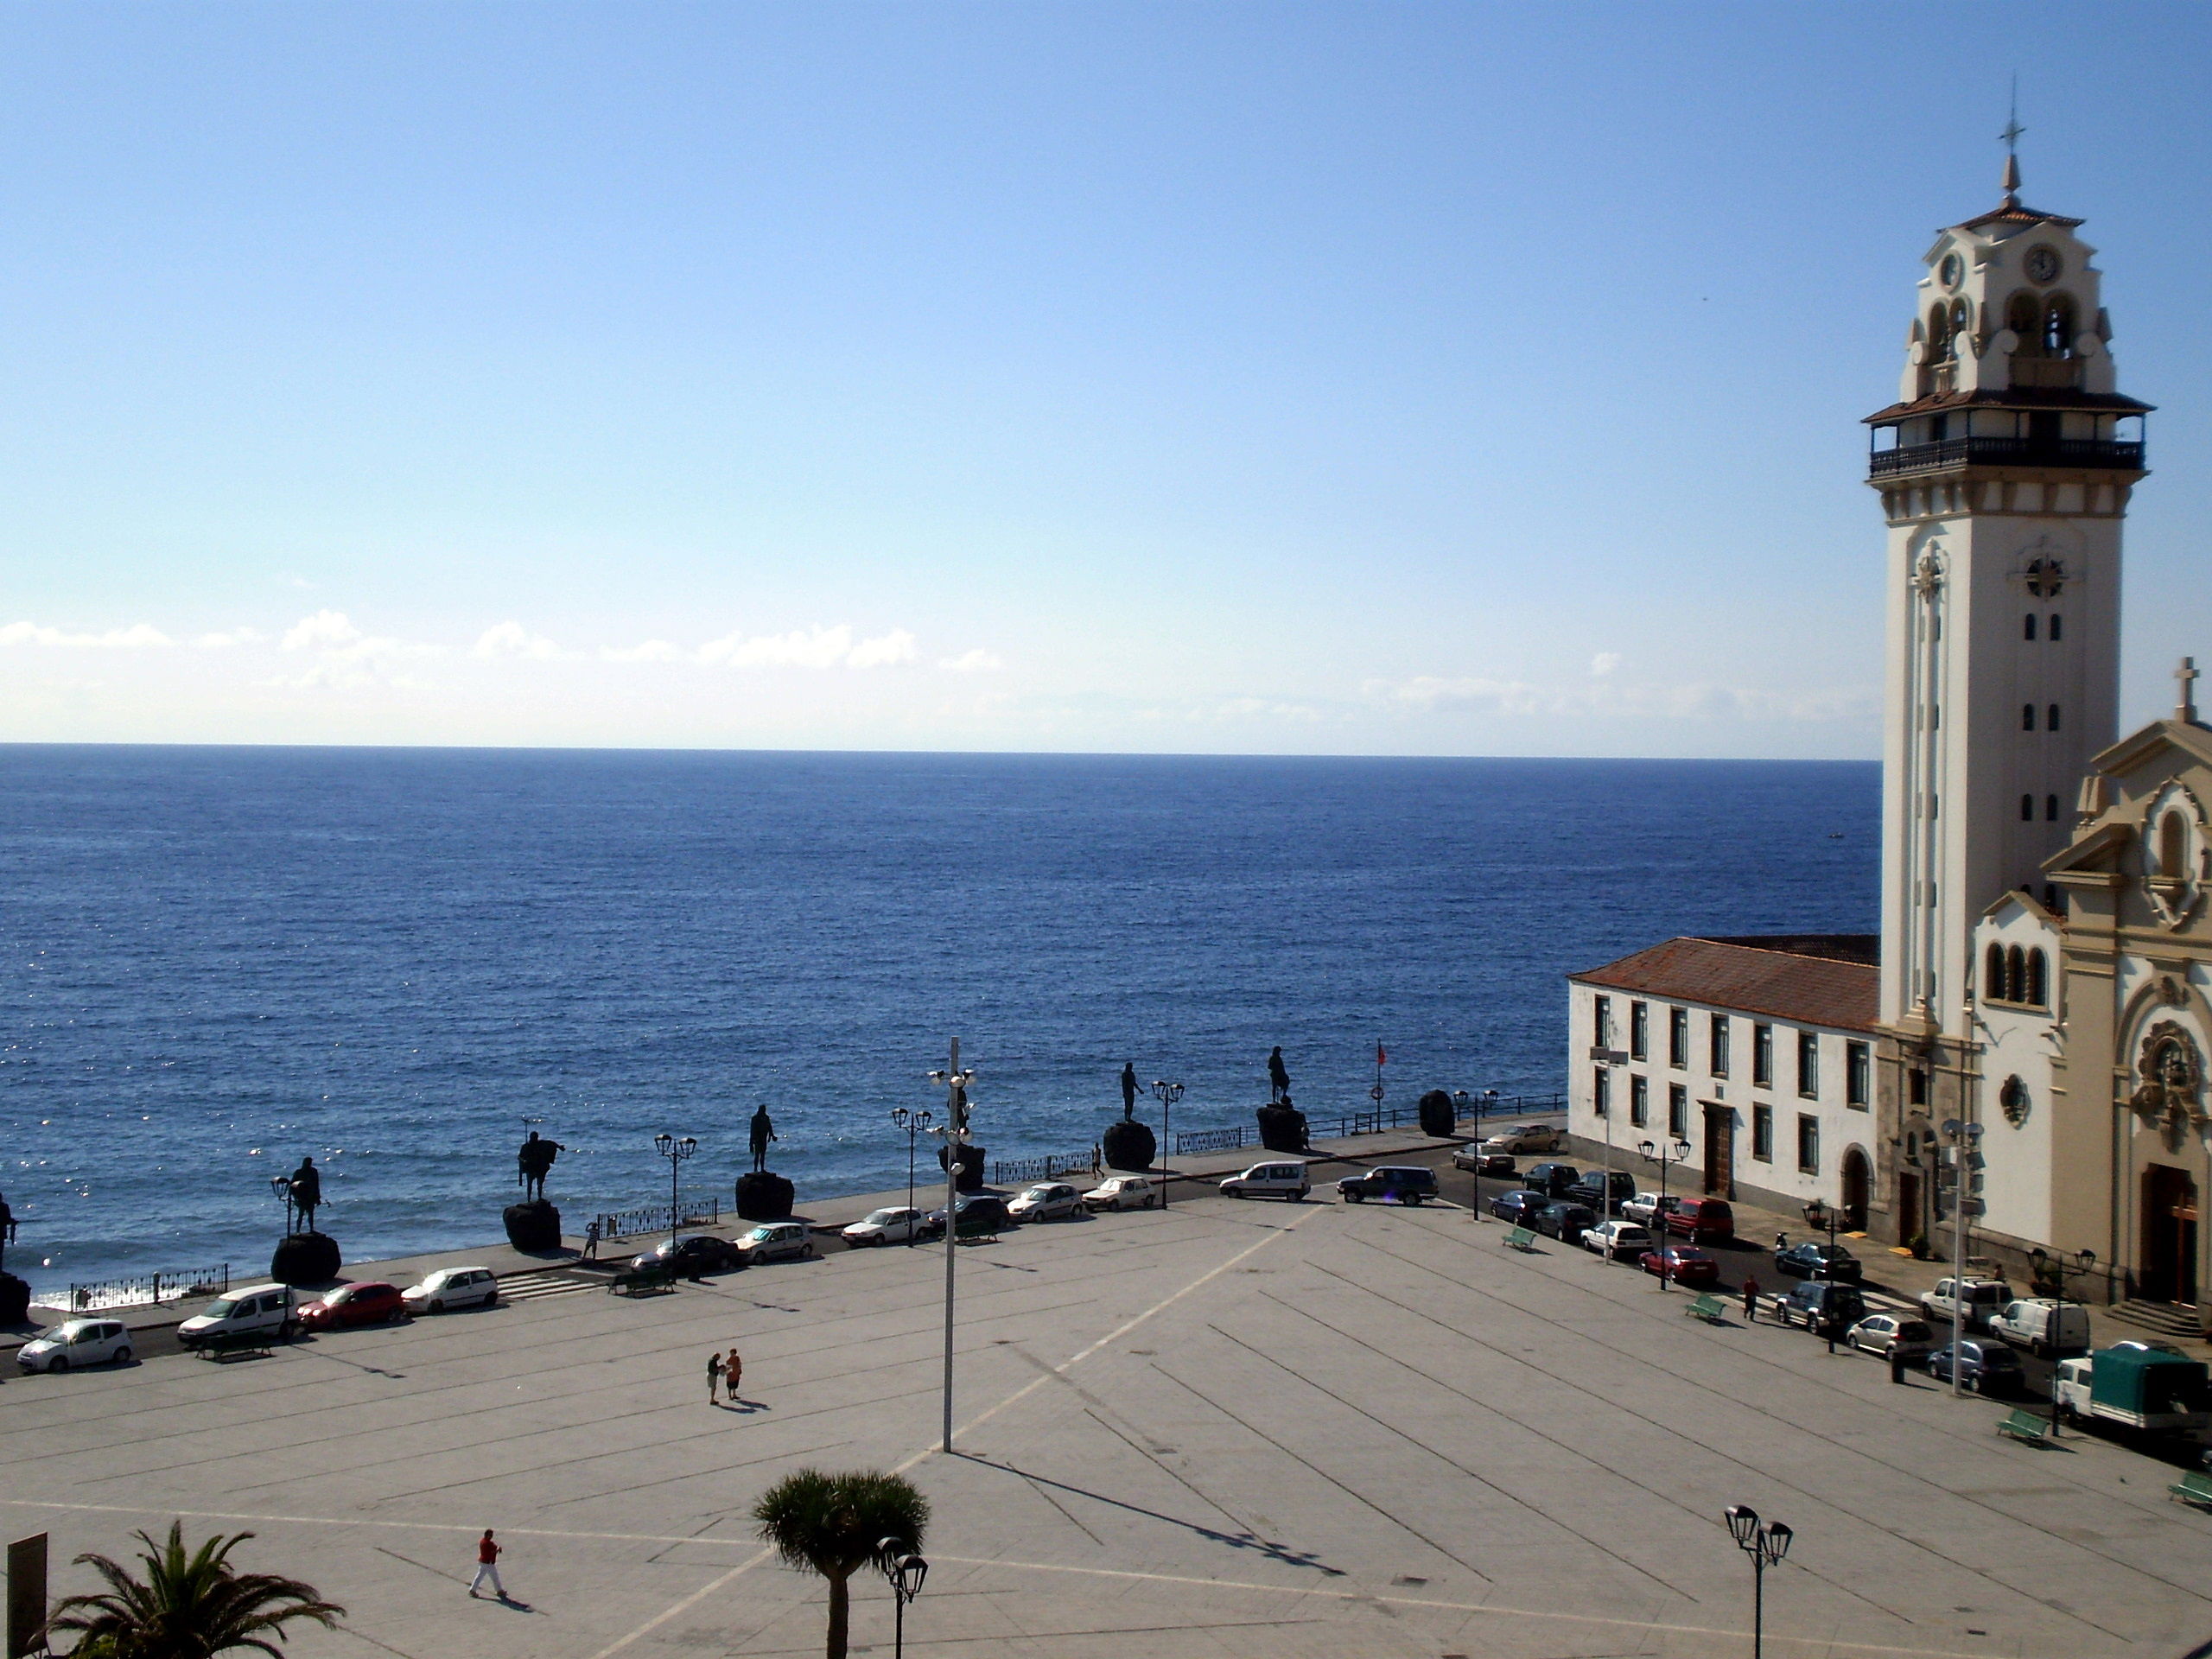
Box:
[7,1183,2212,1659]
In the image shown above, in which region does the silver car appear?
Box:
[1480,1123,1564,1154]
[1845,1313,1936,1361]
[16,1319,133,1373]
[735,1222,814,1264]
[1008,1183,1082,1222]
[842,1207,926,1246]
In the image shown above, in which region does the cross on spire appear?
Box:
[2177,656,2199,724]
[1999,77,2024,205]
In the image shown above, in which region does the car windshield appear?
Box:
[745,1228,774,1242]
[862,1210,902,1225]
[203,1298,239,1317]
[1023,1187,1053,1198]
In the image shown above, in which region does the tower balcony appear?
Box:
[1869,435,2145,480]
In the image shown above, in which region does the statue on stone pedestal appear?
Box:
[518,1131,564,1202]
[0,1189,16,1269]
[287,1157,324,1235]
[749,1105,779,1174]
[1268,1047,1291,1104]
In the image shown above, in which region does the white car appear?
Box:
[402,1266,499,1314]
[178,1283,298,1348]
[1082,1174,1160,1212]
[1619,1192,1680,1228]
[1219,1161,1311,1201]
[1580,1220,1654,1261]
[1007,1183,1082,1222]
[16,1319,133,1373]
[842,1207,926,1246]
[735,1223,814,1264]
[1843,1313,1936,1361]
[1481,1123,1565,1154]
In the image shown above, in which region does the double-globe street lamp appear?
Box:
[925,1040,975,1453]
[1724,1505,1793,1659]
[889,1106,935,1244]
[1151,1078,1184,1209]
[1638,1136,1694,1291]
[878,1539,928,1659]
[653,1132,697,1241]
[2028,1244,2097,1436]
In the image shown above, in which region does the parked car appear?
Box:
[1083,1175,1160,1213]
[1638,1245,1721,1287]
[1843,1313,1935,1361]
[1927,1338,2025,1395]
[1620,1192,1681,1228]
[1774,1241,1863,1282]
[1490,1189,1552,1226]
[1338,1166,1440,1205]
[1664,1198,1736,1243]
[1219,1161,1311,1201]
[927,1194,1017,1236]
[734,1222,814,1264]
[16,1319,132,1372]
[1917,1277,2012,1332]
[1007,1182,1083,1221]
[1451,1147,1516,1177]
[1986,1298,2093,1358]
[1481,1123,1565,1154]
[1565,1170,1637,1211]
[1581,1219,1654,1261]
[297,1281,407,1331]
[631,1235,743,1277]
[178,1283,298,1348]
[1773,1280,1867,1335]
[401,1266,499,1314]
[842,1207,927,1247]
[1521,1162,1582,1198]
[1535,1202,1598,1244]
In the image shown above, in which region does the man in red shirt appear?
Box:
[468,1529,505,1599]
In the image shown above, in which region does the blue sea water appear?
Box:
[0,747,1877,1295]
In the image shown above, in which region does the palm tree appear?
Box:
[753,1469,929,1659]
[41,1521,343,1658]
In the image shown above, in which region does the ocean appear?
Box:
[0,747,1877,1296]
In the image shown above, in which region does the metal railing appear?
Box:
[54,1264,232,1313]
[597,1196,722,1242]
[991,1150,1100,1186]
[1869,436,2144,478]
[1173,1091,1565,1154]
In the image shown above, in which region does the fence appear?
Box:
[54,1264,232,1314]
[990,1149,1100,1187]
[1176,1091,1565,1155]
[597,1196,722,1242]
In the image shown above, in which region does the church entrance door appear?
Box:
[1701,1104,1734,1198]
[2140,1165,2199,1306]
[1840,1147,1871,1231]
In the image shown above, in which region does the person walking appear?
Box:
[582,1217,601,1262]
[1740,1275,1759,1323]
[706,1350,723,1404]
[725,1346,742,1404]
[468,1530,505,1600]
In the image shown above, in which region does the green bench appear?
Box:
[1683,1293,1728,1323]
[1503,1226,1537,1252]
[2171,1471,2212,1510]
[1997,1408,2051,1445]
[608,1262,678,1296]
[192,1329,276,1363]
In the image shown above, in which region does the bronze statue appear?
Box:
[748,1105,779,1173]
[0,1190,16,1269]
[1268,1047,1291,1103]
[288,1157,323,1235]
[1120,1062,1139,1117]
[518,1131,564,1202]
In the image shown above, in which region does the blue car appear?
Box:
[1927,1339,2024,1395]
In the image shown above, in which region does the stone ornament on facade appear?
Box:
[1999,1074,2031,1126]
[2143,785,2207,931]
[2128,1020,2207,1147]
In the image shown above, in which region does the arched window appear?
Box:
[1985,942,2006,999]
[2023,703,2037,731]
[2005,290,2041,352]
[2024,613,2037,640]
[1929,304,1955,362]
[2019,793,2034,821]
[2045,794,2060,822]
[2049,613,2063,641]
[1951,299,1972,346]
[2048,703,2062,731]
[2025,949,2048,1006]
[2005,945,2026,1004]
[2160,810,2189,877]
[2043,294,2077,358]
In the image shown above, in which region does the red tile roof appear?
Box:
[1569,935,1878,1033]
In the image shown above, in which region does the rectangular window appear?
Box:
[1669,1007,1689,1069]
[1796,1114,1820,1174]
[1847,1041,1871,1109]
[1593,995,1612,1049]
[1752,1023,1773,1087]
[1709,1014,1731,1077]
[1592,1068,1610,1118]
[1630,1075,1648,1127]
[1909,1067,1928,1107]
[1630,1001,1649,1062]
[1796,1031,1820,1098]
[1668,1083,1688,1138]
[1752,1104,1774,1161]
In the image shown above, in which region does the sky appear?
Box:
[2,2,2209,758]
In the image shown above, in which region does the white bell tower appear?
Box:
[1872,154,2151,1039]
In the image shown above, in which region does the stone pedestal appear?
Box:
[1101,1119,1157,1173]
[504,1200,563,1253]
[735,1171,796,1222]
[0,1271,29,1325]
[270,1232,341,1288]
[937,1144,987,1194]
[1256,1103,1309,1154]
[1418,1090,1457,1139]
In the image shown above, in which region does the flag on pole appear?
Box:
[1376,1043,1388,1065]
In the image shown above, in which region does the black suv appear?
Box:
[1535,1202,1597,1244]
[1338,1166,1440,1205]
[1774,1281,1866,1334]
[1565,1170,1636,1210]
[1489,1189,1551,1226]
[1522,1162,1582,1198]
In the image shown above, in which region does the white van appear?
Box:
[1986,1298,2093,1357]
[177,1284,297,1348]
[1220,1161,1311,1202]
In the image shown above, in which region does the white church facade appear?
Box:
[1565,157,2209,1338]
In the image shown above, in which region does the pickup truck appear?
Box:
[1917,1277,2012,1332]
[2054,1346,2212,1436]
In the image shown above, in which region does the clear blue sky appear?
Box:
[3,2,2207,755]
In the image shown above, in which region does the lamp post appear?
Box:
[889,1107,934,1244]
[879,1541,927,1659]
[926,1039,974,1453]
[652,1132,696,1241]
[2030,1245,2096,1436]
[1639,1137,1693,1290]
[1152,1079,1183,1209]
[1724,1505,1793,1659]
[270,1173,296,1236]
[1939,1116,1983,1397]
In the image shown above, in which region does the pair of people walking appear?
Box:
[706,1346,742,1405]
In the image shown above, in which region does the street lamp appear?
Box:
[269,1173,296,1236]
[1638,1137,1694,1291]
[889,1107,935,1244]
[1938,1116,1985,1396]
[652,1132,696,1241]
[926,1039,975,1453]
[1152,1079,1184,1209]
[878,1540,927,1659]
[2029,1245,2096,1436]
[1724,1505,1793,1659]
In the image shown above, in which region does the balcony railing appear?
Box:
[1869,436,2145,479]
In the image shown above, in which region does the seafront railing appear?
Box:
[1175,1090,1565,1155]
[51,1264,232,1313]
[597,1196,723,1242]
[990,1150,1101,1186]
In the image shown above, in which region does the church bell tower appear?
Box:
[1872,155,2151,1043]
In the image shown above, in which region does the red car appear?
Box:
[1639,1246,1721,1287]
[1663,1198,1736,1243]
[297,1281,408,1330]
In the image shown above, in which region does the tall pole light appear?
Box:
[1152,1078,1183,1209]
[1639,1137,1692,1290]
[889,1107,934,1245]
[879,1541,927,1659]
[926,1039,974,1453]
[1724,1505,1792,1659]
[1939,1116,1982,1396]
[270,1173,295,1236]
[653,1132,696,1241]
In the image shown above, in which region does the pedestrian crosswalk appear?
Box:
[497,1268,601,1303]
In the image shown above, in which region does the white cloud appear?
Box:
[194,628,264,649]
[599,639,690,664]
[270,610,437,689]
[675,624,921,670]
[938,648,1005,674]
[0,621,175,650]
[845,629,918,669]
[1369,670,1872,725]
[473,621,562,660]
[1591,652,1624,677]
[282,610,364,652]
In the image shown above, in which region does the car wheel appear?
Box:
[387,1306,404,1324]
[113,1346,132,1365]
[48,1357,67,1374]
[429,1300,444,1313]
[1345,1192,1363,1204]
